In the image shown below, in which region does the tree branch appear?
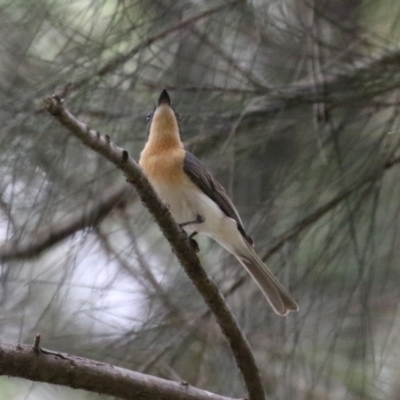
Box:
[0,340,236,400]
[42,93,265,400]
[0,183,134,262]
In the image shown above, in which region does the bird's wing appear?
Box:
[183,151,253,246]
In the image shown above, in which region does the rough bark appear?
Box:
[0,341,236,400]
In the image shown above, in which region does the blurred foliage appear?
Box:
[1,0,400,399]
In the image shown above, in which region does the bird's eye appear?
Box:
[146,106,156,123]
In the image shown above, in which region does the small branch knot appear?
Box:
[121,150,129,164]
[42,97,61,115]
[33,334,41,353]
[53,83,72,101]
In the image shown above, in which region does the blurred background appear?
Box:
[1,0,400,399]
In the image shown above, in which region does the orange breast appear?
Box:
[139,147,187,187]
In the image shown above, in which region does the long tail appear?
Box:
[234,245,298,316]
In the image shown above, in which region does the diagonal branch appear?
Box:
[262,155,400,261]
[42,93,265,400]
[0,340,236,400]
[0,183,134,262]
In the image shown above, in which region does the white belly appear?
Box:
[151,179,245,254]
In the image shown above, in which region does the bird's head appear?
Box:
[147,89,181,141]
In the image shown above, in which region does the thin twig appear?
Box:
[262,155,400,261]
[42,93,265,400]
[74,1,240,89]
[96,222,185,319]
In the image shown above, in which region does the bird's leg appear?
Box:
[178,216,204,253]
[178,214,205,228]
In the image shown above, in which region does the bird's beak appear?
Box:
[158,88,171,106]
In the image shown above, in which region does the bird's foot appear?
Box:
[187,232,200,252]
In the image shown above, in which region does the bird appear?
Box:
[139,89,298,316]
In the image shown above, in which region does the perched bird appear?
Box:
[139,89,298,316]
